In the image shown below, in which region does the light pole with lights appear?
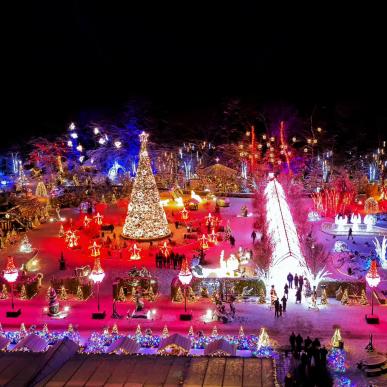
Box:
[365,260,381,324]
[178,258,193,321]
[90,257,106,319]
[4,256,21,317]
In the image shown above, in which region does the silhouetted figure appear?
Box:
[284,283,289,299]
[281,295,287,312]
[294,274,299,288]
[274,298,280,318]
[59,252,66,270]
[348,227,353,240]
[304,336,312,350]
[296,334,303,352]
[287,272,294,288]
[296,287,302,304]
[251,230,257,244]
[299,275,304,290]
[230,235,235,247]
[289,332,296,352]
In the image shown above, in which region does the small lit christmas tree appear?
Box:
[187,286,196,302]
[239,326,245,338]
[224,220,232,241]
[135,324,142,337]
[340,289,349,305]
[331,328,342,348]
[20,235,33,253]
[117,286,126,302]
[258,288,266,304]
[19,284,27,300]
[101,194,106,204]
[328,347,346,373]
[76,285,84,300]
[360,289,368,305]
[211,326,218,338]
[174,287,184,302]
[35,181,48,197]
[147,286,155,301]
[162,325,169,339]
[321,288,328,305]
[1,284,8,299]
[59,285,68,300]
[188,326,194,337]
[67,323,74,333]
[42,323,49,335]
[257,328,270,350]
[112,324,119,335]
[121,132,170,240]
[20,323,27,338]
[48,287,60,316]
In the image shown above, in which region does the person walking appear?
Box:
[284,283,289,299]
[287,272,293,288]
[294,273,299,288]
[295,334,303,353]
[296,287,302,304]
[299,275,304,290]
[289,332,296,352]
[230,235,235,247]
[348,227,353,240]
[251,230,257,244]
[281,294,287,312]
[304,336,312,350]
[274,298,280,318]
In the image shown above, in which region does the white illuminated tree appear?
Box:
[122,132,170,240]
[374,237,387,269]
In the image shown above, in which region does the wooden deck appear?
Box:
[0,352,275,387]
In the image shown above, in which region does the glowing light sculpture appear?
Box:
[19,235,33,253]
[93,212,103,226]
[265,176,309,290]
[122,132,170,240]
[374,236,387,269]
[4,256,19,314]
[130,243,142,260]
[180,207,189,220]
[350,213,361,232]
[334,215,348,232]
[88,241,101,257]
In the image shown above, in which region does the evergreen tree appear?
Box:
[59,285,68,300]
[162,325,169,339]
[360,289,368,305]
[19,284,27,300]
[188,325,194,337]
[211,326,218,338]
[122,132,170,240]
[1,284,8,299]
[112,324,119,335]
[76,285,84,300]
[341,289,349,305]
[258,288,266,304]
[321,288,328,305]
[147,286,155,301]
[135,324,142,337]
[174,287,183,302]
[117,286,126,302]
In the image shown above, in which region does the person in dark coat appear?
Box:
[284,283,289,299]
[281,294,287,312]
[295,334,303,352]
[230,235,235,247]
[296,287,302,303]
[304,336,312,350]
[298,275,304,290]
[274,298,280,318]
[312,337,321,349]
[287,272,294,288]
[348,227,353,240]
[320,345,328,366]
[251,230,257,244]
[294,273,299,288]
[289,332,296,352]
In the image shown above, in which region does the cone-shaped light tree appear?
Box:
[122,132,170,240]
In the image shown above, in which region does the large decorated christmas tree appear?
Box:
[122,132,170,240]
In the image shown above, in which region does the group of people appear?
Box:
[270,285,287,318]
[286,272,311,304]
[155,251,186,270]
[286,332,331,386]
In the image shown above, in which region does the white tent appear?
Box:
[204,338,236,356]
[107,337,140,354]
[13,333,48,352]
[158,333,191,356]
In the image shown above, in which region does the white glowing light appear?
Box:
[374,237,387,269]
[174,197,184,207]
[265,177,308,289]
[98,137,106,145]
[79,156,85,163]
[114,141,122,148]
[64,306,70,312]
[93,127,99,135]
[191,190,202,203]
[76,144,83,152]
[69,122,76,130]
[67,140,73,147]
[70,132,78,139]
[160,199,170,206]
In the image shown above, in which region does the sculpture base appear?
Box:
[92,311,106,320]
[180,313,192,321]
[121,231,171,241]
[6,309,21,318]
[365,314,379,324]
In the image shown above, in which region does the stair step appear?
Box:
[365,367,382,376]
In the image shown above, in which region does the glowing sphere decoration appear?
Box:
[366,261,381,288]
[178,258,192,286]
[4,256,18,283]
[90,257,105,284]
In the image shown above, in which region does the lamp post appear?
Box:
[90,257,106,319]
[178,257,193,321]
[4,256,21,317]
[365,260,381,324]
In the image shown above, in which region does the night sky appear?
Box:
[3,3,387,149]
